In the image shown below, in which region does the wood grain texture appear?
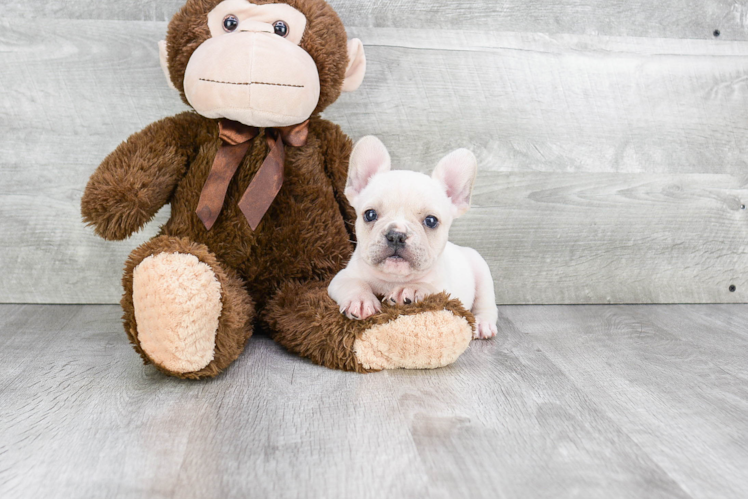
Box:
[2,304,747,497]
[4,0,748,41]
[457,171,748,304]
[1,18,747,304]
[335,28,748,175]
[503,304,748,498]
[631,304,748,379]
[0,304,212,497]
[0,19,182,304]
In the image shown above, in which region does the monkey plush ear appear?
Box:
[432,149,478,218]
[345,136,391,204]
[341,39,366,92]
[158,40,178,91]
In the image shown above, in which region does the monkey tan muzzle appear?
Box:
[184,32,321,128]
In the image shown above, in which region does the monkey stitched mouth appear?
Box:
[199,78,304,88]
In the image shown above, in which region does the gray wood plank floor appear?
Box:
[1,304,747,498]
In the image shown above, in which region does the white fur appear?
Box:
[329,136,499,339]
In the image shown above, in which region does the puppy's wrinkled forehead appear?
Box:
[360,171,450,213]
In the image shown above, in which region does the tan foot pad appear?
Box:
[354,310,473,371]
[133,252,223,374]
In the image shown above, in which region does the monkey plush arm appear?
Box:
[81,112,213,240]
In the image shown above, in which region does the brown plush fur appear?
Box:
[121,236,255,379]
[263,284,474,373]
[82,113,214,241]
[81,0,474,378]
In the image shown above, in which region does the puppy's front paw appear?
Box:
[385,283,439,306]
[339,293,382,320]
[474,318,498,339]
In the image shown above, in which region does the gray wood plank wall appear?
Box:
[1,2,747,304]
[5,0,748,40]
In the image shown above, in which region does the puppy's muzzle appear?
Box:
[385,230,407,250]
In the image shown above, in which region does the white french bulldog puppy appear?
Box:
[328,136,498,339]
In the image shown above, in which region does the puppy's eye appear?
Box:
[273,20,289,37]
[363,209,378,223]
[424,215,439,229]
[223,15,239,32]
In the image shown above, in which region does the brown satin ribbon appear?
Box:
[196,118,309,231]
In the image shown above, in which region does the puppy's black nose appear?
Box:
[385,230,407,249]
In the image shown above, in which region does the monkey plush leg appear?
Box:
[122,236,254,379]
[263,281,474,372]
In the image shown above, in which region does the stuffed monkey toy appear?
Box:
[81,0,475,379]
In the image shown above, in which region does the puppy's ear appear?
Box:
[432,149,478,217]
[345,136,391,204]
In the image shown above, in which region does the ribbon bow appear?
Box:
[196,118,309,231]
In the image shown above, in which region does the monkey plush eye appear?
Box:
[363,209,378,223]
[424,215,439,229]
[223,15,239,32]
[273,20,289,37]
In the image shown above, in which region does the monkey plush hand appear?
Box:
[81,0,475,378]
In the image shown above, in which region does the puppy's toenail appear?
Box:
[404,298,412,304]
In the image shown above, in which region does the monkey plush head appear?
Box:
[159,0,366,128]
